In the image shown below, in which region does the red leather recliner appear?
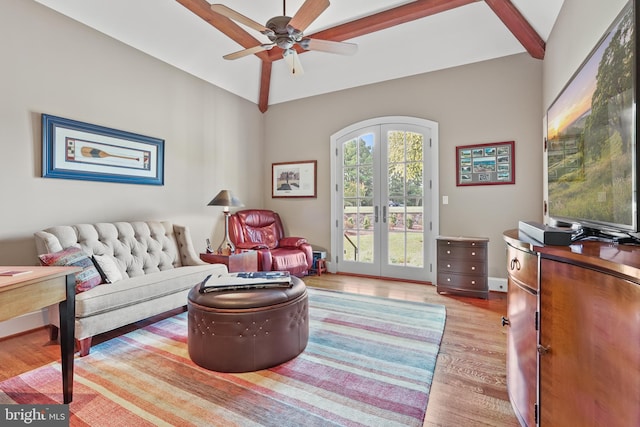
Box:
[228,209,313,277]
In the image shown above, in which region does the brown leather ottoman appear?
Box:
[187,276,308,372]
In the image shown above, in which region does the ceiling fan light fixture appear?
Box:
[286,25,303,40]
[276,37,295,50]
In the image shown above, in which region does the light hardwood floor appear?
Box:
[0,273,519,427]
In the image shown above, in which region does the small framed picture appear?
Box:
[272,160,317,198]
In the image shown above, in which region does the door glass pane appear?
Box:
[343,167,357,198]
[386,131,424,267]
[342,134,374,263]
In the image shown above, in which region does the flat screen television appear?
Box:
[544,0,640,243]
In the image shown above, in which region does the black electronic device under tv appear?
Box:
[544,0,640,244]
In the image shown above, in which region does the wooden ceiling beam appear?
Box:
[258,61,272,113]
[266,0,478,62]
[484,0,546,59]
[312,0,477,42]
[178,0,545,112]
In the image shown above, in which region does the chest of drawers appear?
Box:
[436,236,489,299]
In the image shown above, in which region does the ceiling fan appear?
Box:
[211,0,358,75]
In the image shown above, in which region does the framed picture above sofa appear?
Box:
[41,114,164,185]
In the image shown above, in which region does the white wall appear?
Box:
[264,53,543,280]
[0,0,264,336]
[0,0,264,266]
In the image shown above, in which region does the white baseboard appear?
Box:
[489,276,508,293]
[0,309,48,339]
[325,262,508,293]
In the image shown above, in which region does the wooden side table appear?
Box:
[0,266,80,403]
[200,251,258,273]
[313,259,327,276]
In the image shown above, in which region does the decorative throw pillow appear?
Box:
[39,247,102,293]
[91,255,110,284]
[92,254,123,284]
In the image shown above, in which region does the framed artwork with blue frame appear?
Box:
[42,114,164,185]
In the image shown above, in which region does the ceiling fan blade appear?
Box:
[211,4,274,37]
[283,49,304,76]
[288,0,330,32]
[223,44,274,60]
[299,38,358,55]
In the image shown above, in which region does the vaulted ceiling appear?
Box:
[34,0,564,112]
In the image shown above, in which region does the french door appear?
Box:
[330,117,439,282]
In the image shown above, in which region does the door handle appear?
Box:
[374,205,379,223]
[383,205,387,223]
[537,344,550,355]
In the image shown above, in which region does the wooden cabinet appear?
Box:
[503,230,640,427]
[504,241,539,427]
[436,236,489,299]
[539,258,640,426]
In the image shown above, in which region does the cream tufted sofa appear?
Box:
[34,221,227,356]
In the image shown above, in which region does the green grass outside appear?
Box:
[343,231,423,266]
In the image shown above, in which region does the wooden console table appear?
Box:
[0,266,79,404]
[503,230,640,426]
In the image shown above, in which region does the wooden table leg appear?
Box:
[59,273,75,404]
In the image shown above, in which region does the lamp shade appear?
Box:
[207,190,243,255]
[207,190,244,208]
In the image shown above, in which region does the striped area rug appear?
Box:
[0,288,446,426]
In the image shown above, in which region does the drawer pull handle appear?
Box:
[471,266,476,270]
[471,252,476,256]
[446,278,451,282]
[471,280,476,285]
[446,250,451,254]
[501,316,510,327]
[447,264,451,268]
[510,257,521,271]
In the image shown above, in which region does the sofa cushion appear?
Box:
[75,263,227,318]
[39,247,102,293]
[93,254,123,283]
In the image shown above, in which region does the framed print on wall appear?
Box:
[42,114,164,185]
[456,141,515,186]
[272,160,317,198]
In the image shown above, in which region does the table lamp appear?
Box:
[207,190,244,255]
